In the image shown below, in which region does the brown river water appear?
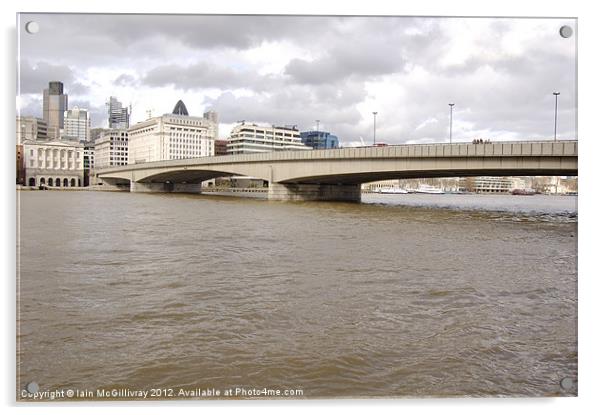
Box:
[17,191,577,399]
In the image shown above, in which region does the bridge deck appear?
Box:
[97,140,577,175]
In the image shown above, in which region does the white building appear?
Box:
[95,129,128,169]
[22,139,84,187]
[461,176,514,193]
[362,179,401,192]
[128,101,216,164]
[227,123,312,154]
[63,107,90,142]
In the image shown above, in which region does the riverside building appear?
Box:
[21,139,84,187]
[226,123,312,154]
[95,129,128,169]
[128,100,216,164]
[83,141,95,186]
[460,176,514,193]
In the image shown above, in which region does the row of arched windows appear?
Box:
[28,177,81,187]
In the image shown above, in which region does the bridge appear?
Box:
[96,140,578,201]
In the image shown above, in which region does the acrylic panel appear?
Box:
[16,13,577,401]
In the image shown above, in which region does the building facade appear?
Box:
[83,141,95,186]
[42,81,68,139]
[460,176,514,193]
[63,107,90,141]
[89,128,106,143]
[16,145,25,185]
[16,116,48,142]
[300,130,340,149]
[22,139,84,187]
[227,123,312,154]
[107,96,130,129]
[203,110,219,139]
[128,101,216,164]
[95,129,128,169]
[214,139,228,156]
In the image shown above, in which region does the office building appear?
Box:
[107,96,130,129]
[16,116,48,142]
[95,129,128,169]
[83,141,95,186]
[89,128,106,143]
[203,110,219,138]
[227,122,311,154]
[42,81,68,139]
[63,107,90,142]
[300,130,340,149]
[460,176,514,193]
[21,139,84,187]
[214,139,228,156]
[128,100,216,164]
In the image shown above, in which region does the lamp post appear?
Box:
[448,103,455,144]
[553,92,560,141]
[316,119,320,132]
[372,111,377,145]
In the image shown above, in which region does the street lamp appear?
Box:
[372,112,377,145]
[553,92,560,141]
[316,119,320,132]
[448,103,455,144]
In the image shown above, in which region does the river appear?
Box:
[17,191,577,399]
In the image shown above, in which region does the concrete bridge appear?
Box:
[96,140,578,201]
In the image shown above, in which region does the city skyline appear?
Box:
[18,14,576,144]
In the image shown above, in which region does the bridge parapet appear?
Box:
[96,140,577,176]
[96,140,577,201]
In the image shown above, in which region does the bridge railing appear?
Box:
[96,140,577,175]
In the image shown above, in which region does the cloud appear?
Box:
[205,78,368,141]
[18,60,76,94]
[16,15,577,144]
[17,96,42,119]
[18,14,323,65]
[142,62,279,92]
[114,73,139,87]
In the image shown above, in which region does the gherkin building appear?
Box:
[172,100,189,116]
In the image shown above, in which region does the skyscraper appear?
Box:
[63,107,90,142]
[107,96,130,129]
[42,81,68,139]
[203,110,219,139]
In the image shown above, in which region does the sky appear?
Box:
[16,14,577,145]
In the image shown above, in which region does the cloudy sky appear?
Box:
[17,14,576,145]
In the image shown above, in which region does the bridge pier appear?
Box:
[95,178,130,191]
[268,183,361,202]
[130,182,203,194]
